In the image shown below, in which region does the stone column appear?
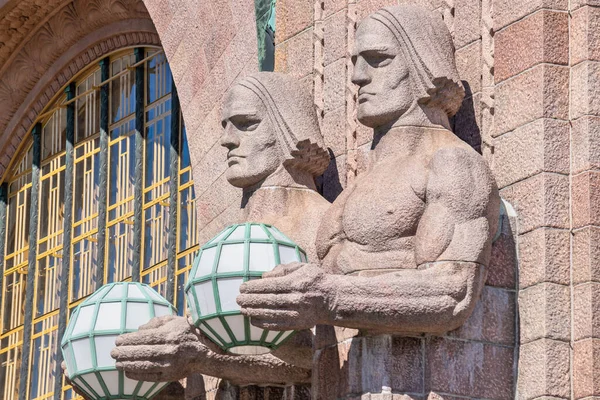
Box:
[492,1,572,399]
[570,2,600,398]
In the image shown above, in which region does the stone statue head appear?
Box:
[352,5,465,128]
[221,72,330,188]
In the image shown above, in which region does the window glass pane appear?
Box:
[146,51,172,105]
[42,106,66,160]
[0,328,23,400]
[110,53,136,123]
[76,68,101,143]
[29,314,58,400]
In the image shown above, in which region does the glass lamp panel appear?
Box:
[249,322,265,341]
[205,318,232,345]
[138,381,156,397]
[248,243,276,272]
[217,277,244,312]
[224,315,246,342]
[72,305,95,336]
[104,284,124,300]
[226,225,246,241]
[78,374,104,398]
[154,304,172,318]
[279,245,300,264]
[275,330,295,345]
[194,281,217,316]
[127,284,146,299]
[94,302,122,331]
[145,287,165,302]
[123,374,139,395]
[229,345,271,355]
[209,227,231,244]
[86,285,109,303]
[147,383,169,398]
[62,344,75,377]
[98,370,120,394]
[74,377,95,399]
[268,227,291,242]
[125,302,151,330]
[187,291,199,320]
[300,251,308,263]
[72,338,93,371]
[199,324,224,347]
[264,330,279,342]
[195,247,216,278]
[94,335,118,368]
[217,243,244,273]
[250,224,269,239]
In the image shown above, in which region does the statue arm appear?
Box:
[239,147,500,333]
[112,316,311,385]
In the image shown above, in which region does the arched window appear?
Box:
[0,46,199,400]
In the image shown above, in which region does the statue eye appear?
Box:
[232,116,260,132]
[363,51,394,68]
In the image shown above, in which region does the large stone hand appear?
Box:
[237,262,333,331]
[111,315,216,382]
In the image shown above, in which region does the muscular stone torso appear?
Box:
[317,127,474,276]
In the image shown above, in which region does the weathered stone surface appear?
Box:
[494,64,569,137]
[517,339,571,400]
[572,116,600,175]
[500,173,569,234]
[275,27,314,78]
[574,339,600,399]
[571,6,600,66]
[495,10,568,83]
[322,106,347,157]
[275,0,315,43]
[425,337,514,399]
[455,40,482,95]
[572,171,600,229]
[571,61,600,120]
[492,0,568,31]
[487,213,518,289]
[453,0,481,48]
[324,58,346,113]
[519,283,570,344]
[574,283,600,341]
[449,286,516,345]
[493,118,569,188]
[519,228,570,288]
[324,10,347,66]
[573,226,600,285]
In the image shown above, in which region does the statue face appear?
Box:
[352,17,413,128]
[220,85,284,188]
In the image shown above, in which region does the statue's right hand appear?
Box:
[111,315,214,382]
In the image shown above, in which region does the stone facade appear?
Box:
[0,0,597,399]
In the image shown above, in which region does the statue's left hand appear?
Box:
[111,315,215,382]
[237,262,333,331]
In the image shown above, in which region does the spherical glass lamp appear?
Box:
[61,282,177,400]
[185,223,307,355]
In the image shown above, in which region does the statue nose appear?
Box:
[220,125,240,150]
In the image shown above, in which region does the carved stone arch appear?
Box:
[0,0,155,178]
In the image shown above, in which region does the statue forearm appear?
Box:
[324,261,486,333]
[195,352,311,385]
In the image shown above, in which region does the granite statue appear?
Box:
[109,72,331,386]
[237,5,501,335]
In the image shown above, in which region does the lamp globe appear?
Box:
[185,223,307,355]
[61,282,176,399]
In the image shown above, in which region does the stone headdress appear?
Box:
[368,5,465,116]
[235,72,330,177]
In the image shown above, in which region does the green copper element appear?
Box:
[185,223,306,355]
[255,0,276,71]
[61,282,176,399]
